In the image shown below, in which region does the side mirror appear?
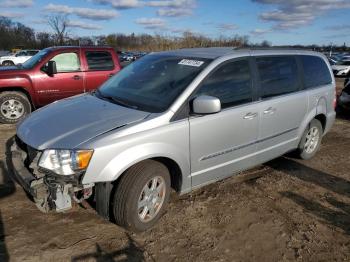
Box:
[192,95,221,114]
[47,61,57,76]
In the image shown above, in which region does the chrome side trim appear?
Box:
[199,127,298,161]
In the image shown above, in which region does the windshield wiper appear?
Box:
[94,90,139,110]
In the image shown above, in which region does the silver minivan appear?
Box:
[10,48,336,232]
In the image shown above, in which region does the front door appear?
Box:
[36,51,84,105]
[189,59,259,188]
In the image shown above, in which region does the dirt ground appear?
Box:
[0,79,349,262]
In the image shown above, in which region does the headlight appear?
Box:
[39,149,93,175]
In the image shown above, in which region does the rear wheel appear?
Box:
[297,119,323,160]
[2,61,14,66]
[0,91,31,124]
[112,160,171,232]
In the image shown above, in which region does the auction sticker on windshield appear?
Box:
[178,59,204,67]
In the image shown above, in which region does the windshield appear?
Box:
[98,54,212,113]
[21,49,51,69]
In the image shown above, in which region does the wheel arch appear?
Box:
[314,113,326,132]
[94,156,186,221]
[1,60,14,65]
[83,142,191,193]
[0,87,35,109]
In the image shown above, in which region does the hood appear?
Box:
[17,94,151,150]
[0,55,14,60]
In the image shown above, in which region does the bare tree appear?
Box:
[47,15,68,45]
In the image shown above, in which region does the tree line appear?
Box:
[0,16,349,53]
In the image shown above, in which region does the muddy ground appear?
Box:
[0,79,349,262]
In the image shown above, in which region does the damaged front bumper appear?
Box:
[9,137,93,213]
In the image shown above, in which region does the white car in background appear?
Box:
[0,50,39,66]
[332,60,350,77]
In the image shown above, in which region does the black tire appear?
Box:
[2,61,14,66]
[296,119,323,160]
[112,160,171,232]
[0,91,31,124]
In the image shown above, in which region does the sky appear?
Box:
[1,0,350,45]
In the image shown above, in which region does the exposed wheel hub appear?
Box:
[138,176,166,223]
[0,99,24,120]
[304,126,320,154]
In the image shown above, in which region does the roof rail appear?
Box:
[233,47,316,51]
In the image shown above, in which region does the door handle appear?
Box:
[72,75,81,80]
[263,107,276,115]
[108,73,114,78]
[243,112,258,120]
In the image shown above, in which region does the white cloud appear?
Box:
[1,11,24,18]
[91,0,141,9]
[0,0,33,8]
[149,0,196,17]
[90,0,197,17]
[146,0,195,8]
[157,8,192,17]
[253,0,350,29]
[67,20,102,30]
[217,23,238,31]
[135,17,166,29]
[250,28,271,36]
[170,27,198,35]
[44,3,118,20]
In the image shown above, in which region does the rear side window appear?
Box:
[85,51,114,71]
[196,59,253,109]
[256,56,299,99]
[301,55,332,88]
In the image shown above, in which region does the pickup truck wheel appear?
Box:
[297,119,323,160]
[2,61,14,66]
[112,160,171,232]
[0,92,31,124]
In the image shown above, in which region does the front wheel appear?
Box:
[297,119,323,160]
[2,61,14,66]
[112,160,171,232]
[0,91,31,124]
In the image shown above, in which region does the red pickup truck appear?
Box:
[0,46,121,124]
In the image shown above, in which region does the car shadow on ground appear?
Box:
[71,233,147,262]
[267,158,350,235]
[0,158,16,262]
[336,107,350,121]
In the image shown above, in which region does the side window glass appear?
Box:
[50,52,80,73]
[195,59,253,109]
[256,56,299,99]
[85,51,114,71]
[301,55,332,88]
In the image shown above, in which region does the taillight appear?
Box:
[333,90,337,109]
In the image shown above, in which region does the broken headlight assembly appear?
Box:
[38,149,93,175]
